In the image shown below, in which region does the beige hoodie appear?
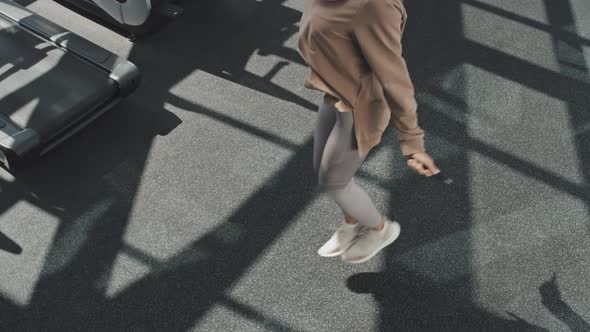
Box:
[297,0,425,157]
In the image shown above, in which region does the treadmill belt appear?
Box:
[0,15,117,140]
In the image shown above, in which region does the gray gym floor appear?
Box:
[1,0,590,330]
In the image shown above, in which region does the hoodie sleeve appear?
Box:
[353,0,425,156]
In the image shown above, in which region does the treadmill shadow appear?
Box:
[0,97,182,330]
[12,0,37,5]
[0,28,55,83]
[0,1,312,330]
[0,1,330,330]
[126,0,316,113]
[0,231,22,254]
[540,273,590,332]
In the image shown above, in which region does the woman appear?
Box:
[298,0,439,264]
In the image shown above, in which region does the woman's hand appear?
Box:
[406,152,440,177]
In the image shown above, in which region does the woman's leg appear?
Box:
[314,104,382,228]
[313,103,337,177]
[313,102,400,262]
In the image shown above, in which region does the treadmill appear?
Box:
[54,0,183,40]
[0,0,140,170]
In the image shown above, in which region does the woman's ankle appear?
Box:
[371,216,386,231]
[344,215,358,225]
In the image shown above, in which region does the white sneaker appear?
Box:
[317,222,366,257]
[341,219,400,264]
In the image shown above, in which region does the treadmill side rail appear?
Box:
[0,0,140,92]
[0,0,32,22]
[0,129,40,157]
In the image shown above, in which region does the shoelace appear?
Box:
[354,225,369,238]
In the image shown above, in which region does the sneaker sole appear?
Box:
[341,222,401,264]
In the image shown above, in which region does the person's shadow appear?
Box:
[348,268,548,332]
[539,273,590,332]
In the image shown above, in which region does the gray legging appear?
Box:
[314,102,382,228]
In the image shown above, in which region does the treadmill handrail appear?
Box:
[0,0,140,95]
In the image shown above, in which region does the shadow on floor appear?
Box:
[0,232,22,254]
